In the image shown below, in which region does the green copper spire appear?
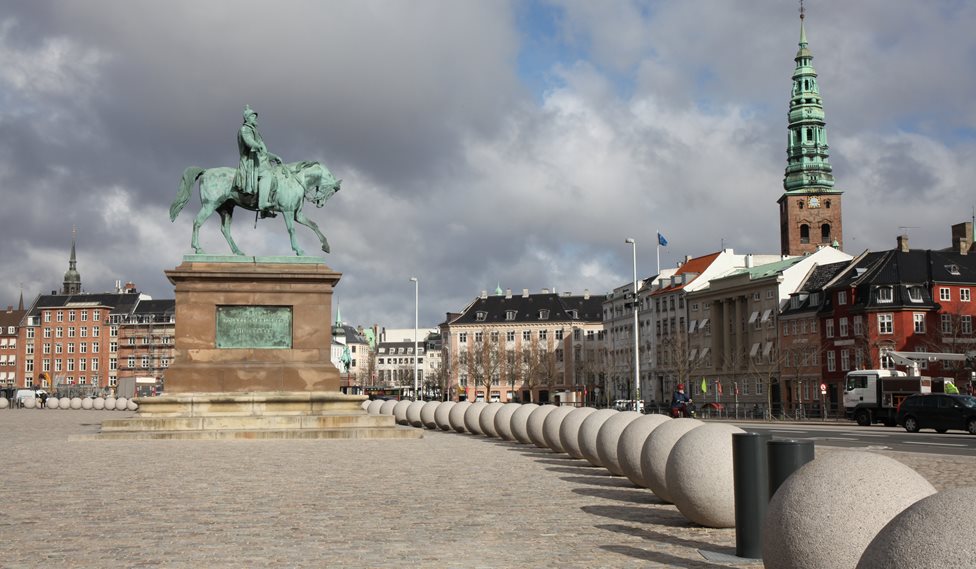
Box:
[62,226,81,295]
[334,305,342,327]
[494,283,503,296]
[783,3,837,195]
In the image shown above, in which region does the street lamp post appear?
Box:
[625,238,640,410]
[409,277,419,400]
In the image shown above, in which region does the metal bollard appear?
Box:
[732,432,771,559]
[767,439,815,499]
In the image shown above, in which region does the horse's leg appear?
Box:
[218,205,246,256]
[282,210,304,256]
[191,202,219,254]
[294,208,330,254]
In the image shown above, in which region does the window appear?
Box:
[523,330,531,341]
[963,316,973,335]
[800,224,810,244]
[458,333,467,344]
[68,310,76,322]
[506,331,515,342]
[538,310,549,320]
[907,287,923,303]
[56,311,63,322]
[475,311,487,322]
[44,312,51,323]
[56,327,63,338]
[877,287,893,303]
[555,329,564,340]
[474,332,483,343]
[840,349,850,371]
[539,330,547,340]
[962,288,971,302]
[837,291,847,305]
[941,314,953,334]
[839,317,848,337]
[940,288,951,301]
[825,320,834,338]
[821,223,831,243]
[826,351,836,372]
[913,313,926,334]
[490,331,499,342]
[853,316,864,336]
[878,314,893,335]
[81,310,88,322]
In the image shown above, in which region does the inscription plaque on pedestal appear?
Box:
[216,306,292,349]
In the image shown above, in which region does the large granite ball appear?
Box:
[479,402,505,438]
[379,400,398,416]
[114,397,127,410]
[393,400,412,425]
[0,398,8,409]
[23,397,37,409]
[127,399,138,411]
[463,402,489,435]
[81,397,93,410]
[763,450,936,569]
[665,423,745,527]
[104,397,116,410]
[69,397,83,410]
[596,411,642,475]
[641,418,703,502]
[93,397,105,410]
[559,407,597,459]
[541,406,576,453]
[360,399,371,410]
[578,409,619,467]
[420,401,441,429]
[448,401,472,433]
[406,400,426,427]
[493,403,521,441]
[617,414,670,487]
[367,400,385,415]
[527,405,558,449]
[857,487,976,569]
[433,401,456,431]
[510,403,540,444]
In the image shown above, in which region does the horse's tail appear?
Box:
[170,167,206,221]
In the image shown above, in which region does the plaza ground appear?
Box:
[2,411,974,568]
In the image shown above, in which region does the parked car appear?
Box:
[896,393,976,434]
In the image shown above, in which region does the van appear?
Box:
[15,389,37,407]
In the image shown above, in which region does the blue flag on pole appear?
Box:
[658,232,668,246]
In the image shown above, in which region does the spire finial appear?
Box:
[798,0,808,47]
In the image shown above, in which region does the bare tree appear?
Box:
[469,330,504,401]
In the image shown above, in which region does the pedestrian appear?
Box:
[966,382,974,397]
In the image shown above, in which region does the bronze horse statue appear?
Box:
[169,161,341,256]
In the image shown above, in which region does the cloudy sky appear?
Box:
[1,0,974,328]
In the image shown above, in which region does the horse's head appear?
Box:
[297,161,342,208]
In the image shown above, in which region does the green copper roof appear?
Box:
[782,10,840,196]
[730,256,807,280]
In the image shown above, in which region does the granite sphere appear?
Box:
[393,400,412,425]
[541,406,576,453]
[559,407,597,459]
[366,400,385,415]
[127,399,138,411]
[510,403,540,444]
[360,399,371,410]
[61,397,74,409]
[763,450,936,569]
[448,401,472,433]
[406,400,426,427]
[114,397,128,410]
[433,401,456,431]
[578,409,619,467]
[665,423,745,527]
[856,487,976,569]
[463,402,490,435]
[595,411,641,475]
[493,403,521,441]
[0,398,8,409]
[93,397,105,410]
[479,402,505,438]
[641,418,703,502]
[617,414,671,487]
[527,405,558,449]
[70,397,83,410]
[420,401,441,429]
[23,397,36,409]
[81,397,93,410]
[379,400,399,416]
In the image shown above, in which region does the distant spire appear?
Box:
[494,283,503,296]
[62,226,82,295]
[18,284,24,310]
[335,305,342,326]
[799,0,808,46]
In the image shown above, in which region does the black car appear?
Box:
[896,393,976,434]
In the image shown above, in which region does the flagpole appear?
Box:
[656,229,661,276]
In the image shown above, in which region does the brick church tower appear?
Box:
[778,4,843,255]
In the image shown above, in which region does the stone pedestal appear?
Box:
[96,256,420,440]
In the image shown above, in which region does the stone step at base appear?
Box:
[99,413,394,432]
[76,426,423,441]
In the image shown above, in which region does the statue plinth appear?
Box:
[96,256,420,440]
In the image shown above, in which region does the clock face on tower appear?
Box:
[807,196,820,208]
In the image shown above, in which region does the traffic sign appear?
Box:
[820,383,827,395]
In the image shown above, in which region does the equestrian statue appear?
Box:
[169,105,342,256]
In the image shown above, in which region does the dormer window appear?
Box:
[790,296,801,309]
[809,292,820,306]
[877,286,893,304]
[947,264,961,276]
[475,311,487,322]
[538,309,549,320]
[567,309,578,319]
[907,286,923,303]
[505,310,517,321]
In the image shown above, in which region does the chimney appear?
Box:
[896,234,910,253]
[522,289,529,298]
[583,289,590,300]
[505,289,512,299]
[745,254,754,268]
[542,288,550,294]
[480,290,488,299]
[951,222,973,255]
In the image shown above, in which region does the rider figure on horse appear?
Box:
[234,105,282,218]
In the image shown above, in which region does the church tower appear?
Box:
[778,3,843,255]
[62,227,82,295]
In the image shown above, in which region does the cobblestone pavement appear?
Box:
[2,411,975,569]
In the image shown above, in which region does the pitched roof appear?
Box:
[26,293,143,320]
[650,252,722,295]
[453,292,603,325]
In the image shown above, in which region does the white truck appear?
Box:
[843,350,975,427]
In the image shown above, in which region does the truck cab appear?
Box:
[843,369,929,426]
